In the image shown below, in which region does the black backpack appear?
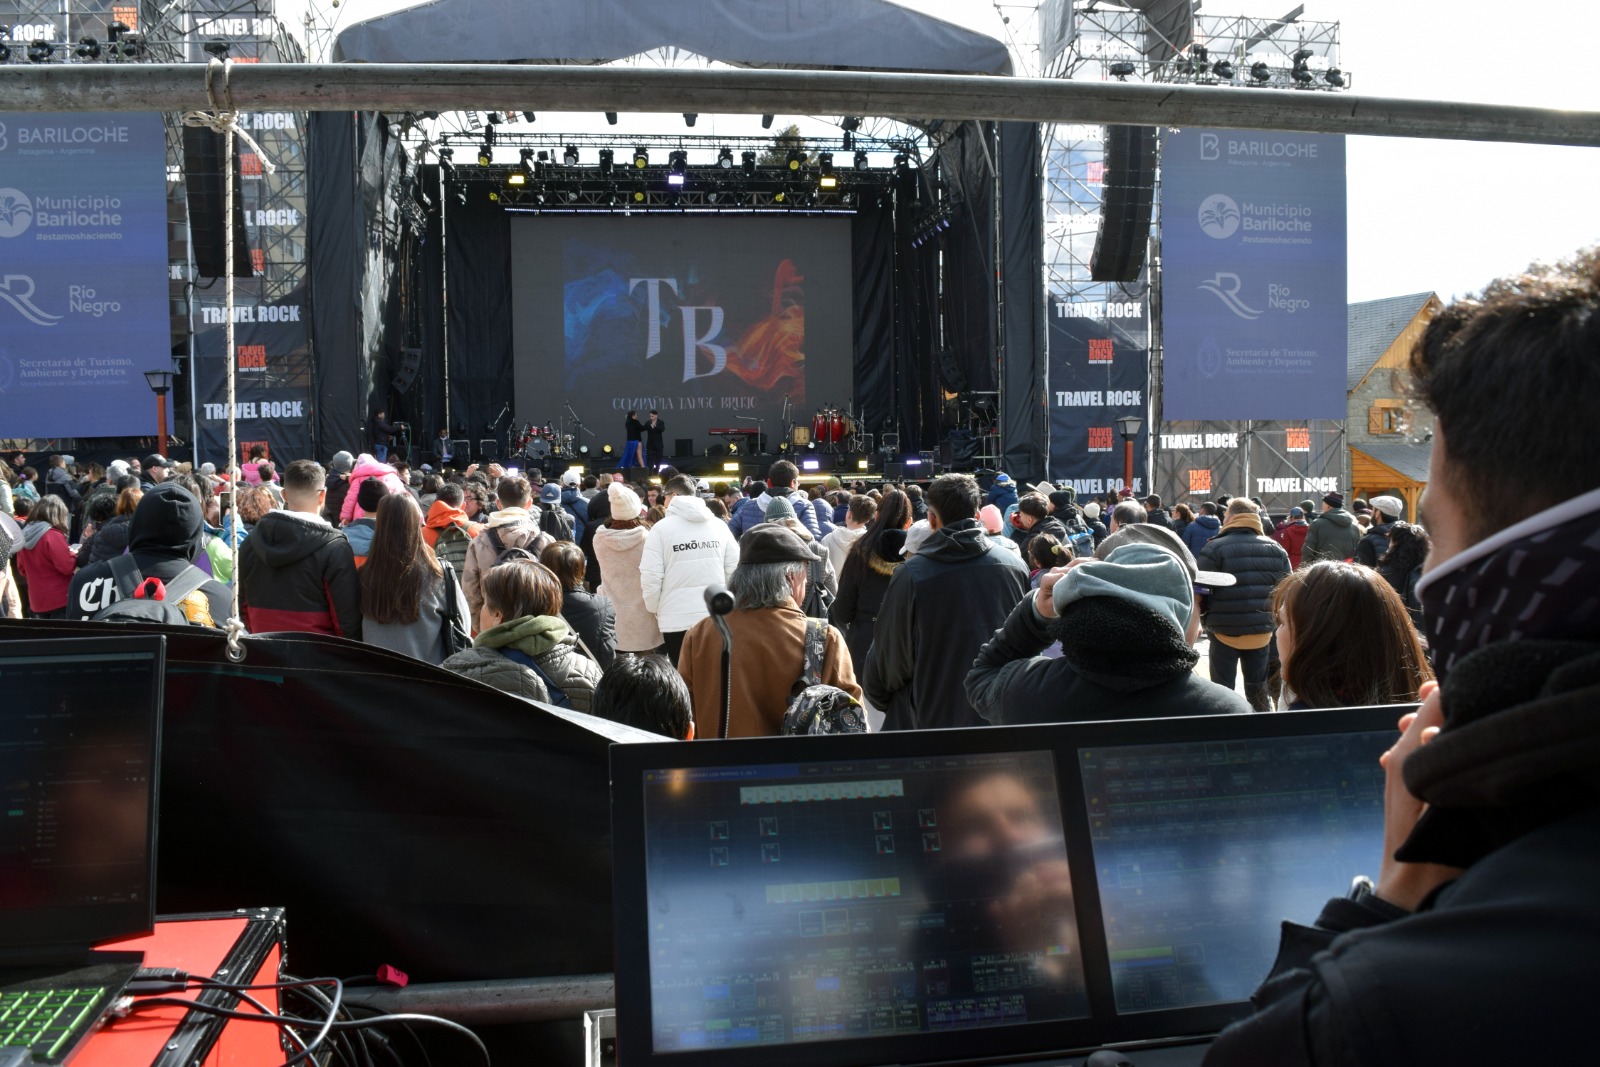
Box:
[540,503,574,542]
[782,619,867,736]
[91,555,213,626]
[800,553,834,619]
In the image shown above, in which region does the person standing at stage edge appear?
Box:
[643,410,667,470]
[622,411,646,469]
[866,473,1029,730]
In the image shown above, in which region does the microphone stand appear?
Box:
[704,585,737,738]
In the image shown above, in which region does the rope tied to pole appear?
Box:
[181,58,277,663]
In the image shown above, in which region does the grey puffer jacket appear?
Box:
[442,613,603,712]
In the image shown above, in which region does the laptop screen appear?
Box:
[1078,730,1389,1014]
[638,750,1090,1053]
[0,637,165,950]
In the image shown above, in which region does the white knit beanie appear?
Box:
[608,481,643,521]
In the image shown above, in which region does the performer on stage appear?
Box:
[644,410,667,471]
[372,410,397,463]
[433,428,455,470]
[622,411,645,469]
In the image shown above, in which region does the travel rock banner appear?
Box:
[1161,128,1347,421]
[193,287,312,466]
[0,111,173,436]
[1046,293,1149,496]
[1155,420,1344,514]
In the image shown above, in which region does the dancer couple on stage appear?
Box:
[623,410,666,470]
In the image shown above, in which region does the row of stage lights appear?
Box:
[1113,46,1346,89]
[0,22,146,62]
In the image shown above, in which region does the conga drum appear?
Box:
[812,411,830,444]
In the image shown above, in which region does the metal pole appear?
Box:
[1241,420,1253,500]
[2,65,1599,147]
[439,157,452,438]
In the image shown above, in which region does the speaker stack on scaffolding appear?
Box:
[1090,125,1157,283]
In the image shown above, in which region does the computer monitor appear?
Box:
[0,636,166,952]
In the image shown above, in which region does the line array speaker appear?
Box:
[1090,125,1156,283]
[181,125,255,280]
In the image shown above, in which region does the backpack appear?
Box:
[782,619,867,736]
[1060,510,1095,559]
[800,553,834,619]
[91,555,212,626]
[540,504,574,542]
[432,523,472,568]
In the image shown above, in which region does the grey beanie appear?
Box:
[1054,542,1196,636]
[764,495,797,521]
[329,451,356,475]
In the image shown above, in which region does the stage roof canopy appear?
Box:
[332,0,1012,75]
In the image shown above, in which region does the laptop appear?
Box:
[1,636,166,1064]
[610,705,1403,1067]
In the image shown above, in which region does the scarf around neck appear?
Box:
[1416,486,1600,684]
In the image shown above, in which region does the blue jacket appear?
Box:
[561,487,588,542]
[1181,513,1221,556]
[985,483,1019,514]
[728,489,821,540]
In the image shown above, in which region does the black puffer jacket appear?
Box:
[865,519,1029,731]
[1354,520,1396,568]
[1196,518,1291,636]
[77,512,133,569]
[237,510,362,638]
[966,592,1250,724]
[829,528,907,670]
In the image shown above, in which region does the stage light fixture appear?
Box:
[579,445,591,456]
[598,148,614,175]
[567,187,580,202]
[477,146,492,167]
[854,150,870,171]
[74,36,101,59]
[717,147,734,169]
[1109,60,1136,79]
[522,111,536,123]
[667,149,687,187]
[857,459,870,470]
[605,111,618,125]
[603,444,614,456]
[761,114,775,129]
[1325,68,1345,87]
[1192,44,1209,70]
[506,172,527,186]
[817,153,837,190]
[108,21,130,41]
[1214,60,1235,79]
[563,145,579,166]
[801,458,821,472]
[683,113,698,127]
[202,39,229,58]
[489,189,500,202]
[723,461,740,473]
[773,189,786,203]
[632,184,647,203]
[0,42,9,63]
[605,186,621,206]
[633,146,649,169]
[741,151,757,176]
[1292,68,1314,84]
[706,187,721,203]
[1250,61,1271,82]
[841,116,862,132]
[27,39,54,61]
[785,149,804,172]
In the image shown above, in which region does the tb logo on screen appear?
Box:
[629,277,727,383]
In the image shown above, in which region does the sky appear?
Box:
[285,0,1600,303]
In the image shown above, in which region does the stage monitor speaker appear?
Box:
[451,439,472,465]
[479,440,500,463]
[674,438,695,458]
[1090,125,1156,283]
[181,125,255,280]
[884,461,906,481]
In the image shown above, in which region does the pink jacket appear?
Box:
[339,455,409,525]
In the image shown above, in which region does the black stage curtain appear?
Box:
[898,204,940,453]
[1000,121,1047,479]
[308,113,361,457]
[941,123,999,397]
[445,189,514,443]
[410,165,449,452]
[851,204,896,443]
[0,617,624,982]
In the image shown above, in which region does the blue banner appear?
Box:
[0,112,172,436]
[1047,293,1149,497]
[1160,128,1347,421]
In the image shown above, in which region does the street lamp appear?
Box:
[1114,414,1144,495]
[143,370,173,458]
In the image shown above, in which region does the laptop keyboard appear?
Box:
[0,987,106,1061]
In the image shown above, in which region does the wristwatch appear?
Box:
[1347,875,1412,919]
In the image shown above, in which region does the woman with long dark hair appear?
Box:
[830,488,913,671]
[541,540,616,669]
[1377,521,1431,625]
[1271,560,1432,710]
[360,492,468,663]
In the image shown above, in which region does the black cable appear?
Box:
[127,975,343,1067]
[124,998,489,1067]
[286,978,367,1067]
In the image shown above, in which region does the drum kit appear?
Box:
[513,421,573,462]
[803,404,860,454]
